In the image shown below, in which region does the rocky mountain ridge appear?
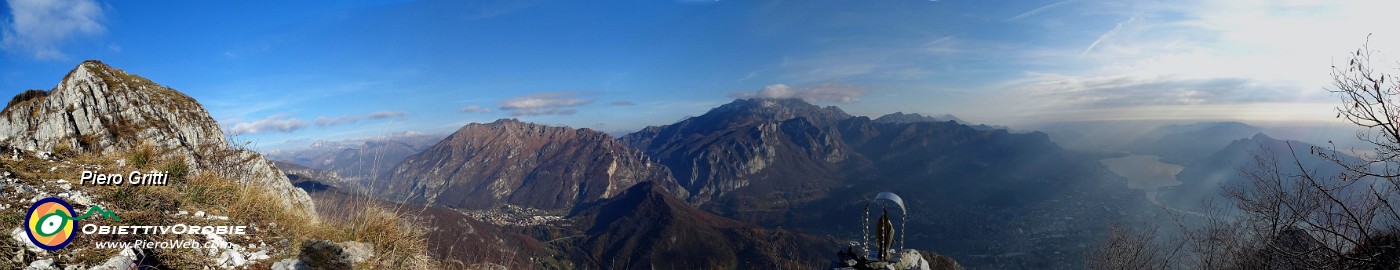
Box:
[621,98,856,204]
[384,119,685,211]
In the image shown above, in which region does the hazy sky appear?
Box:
[2,0,1397,150]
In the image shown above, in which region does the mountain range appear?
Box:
[267,132,442,192]
[1129,122,1264,165]
[332,97,1150,268]
[1,60,1216,269]
[252,95,1152,268]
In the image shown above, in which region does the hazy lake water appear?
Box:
[1099,155,1183,190]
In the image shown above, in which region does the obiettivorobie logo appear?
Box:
[23,197,120,251]
[23,196,252,251]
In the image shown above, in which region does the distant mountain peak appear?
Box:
[689,98,853,129]
[488,118,526,125]
[1251,132,1276,141]
[719,97,848,113]
[874,112,964,124]
[385,119,684,210]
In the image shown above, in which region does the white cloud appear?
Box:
[965,0,1400,124]
[229,114,309,135]
[609,100,635,106]
[1002,74,1316,107]
[1074,0,1400,88]
[968,73,1335,125]
[366,110,407,119]
[234,111,408,132]
[499,93,592,116]
[313,111,407,127]
[460,105,492,113]
[1,0,105,60]
[730,83,871,104]
[315,116,358,127]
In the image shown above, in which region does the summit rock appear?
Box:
[0,60,315,217]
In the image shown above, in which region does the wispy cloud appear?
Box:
[958,0,1400,125]
[970,73,1333,124]
[729,83,871,103]
[460,105,493,113]
[1,0,106,60]
[315,115,357,127]
[315,111,407,127]
[229,114,309,135]
[366,110,407,119]
[1002,74,1307,108]
[922,35,962,55]
[1079,16,1135,58]
[1007,0,1080,22]
[463,0,538,20]
[609,100,635,106]
[499,92,593,116]
[234,110,408,133]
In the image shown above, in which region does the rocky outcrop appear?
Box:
[384,119,684,211]
[622,98,855,204]
[0,60,315,218]
[272,240,375,270]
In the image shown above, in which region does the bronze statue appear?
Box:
[876,208,894,261]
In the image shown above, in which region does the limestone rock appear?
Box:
[24,258,55,270]
[271,258,302,270]
[0,60,314,219]
[90,248,139,270]
[10,227,43,253]
[297,239,375,269]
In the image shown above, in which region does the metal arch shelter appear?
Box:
[862,191,909,254]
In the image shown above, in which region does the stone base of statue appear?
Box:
[832,242,932,270]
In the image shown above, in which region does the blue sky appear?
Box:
[2,0,1397,150]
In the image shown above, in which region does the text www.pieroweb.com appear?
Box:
[93,239,235,249]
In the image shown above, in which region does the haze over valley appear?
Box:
[6,0,1400,269]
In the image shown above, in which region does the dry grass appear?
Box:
[51,141,77,159]
[3,89,47,113]
[176,150,437,268]
[1,141,437,269]
[0,232,34,270]
[125,142,158,168]
[302,190,438,269]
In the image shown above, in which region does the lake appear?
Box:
[1099,155,1183,190]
